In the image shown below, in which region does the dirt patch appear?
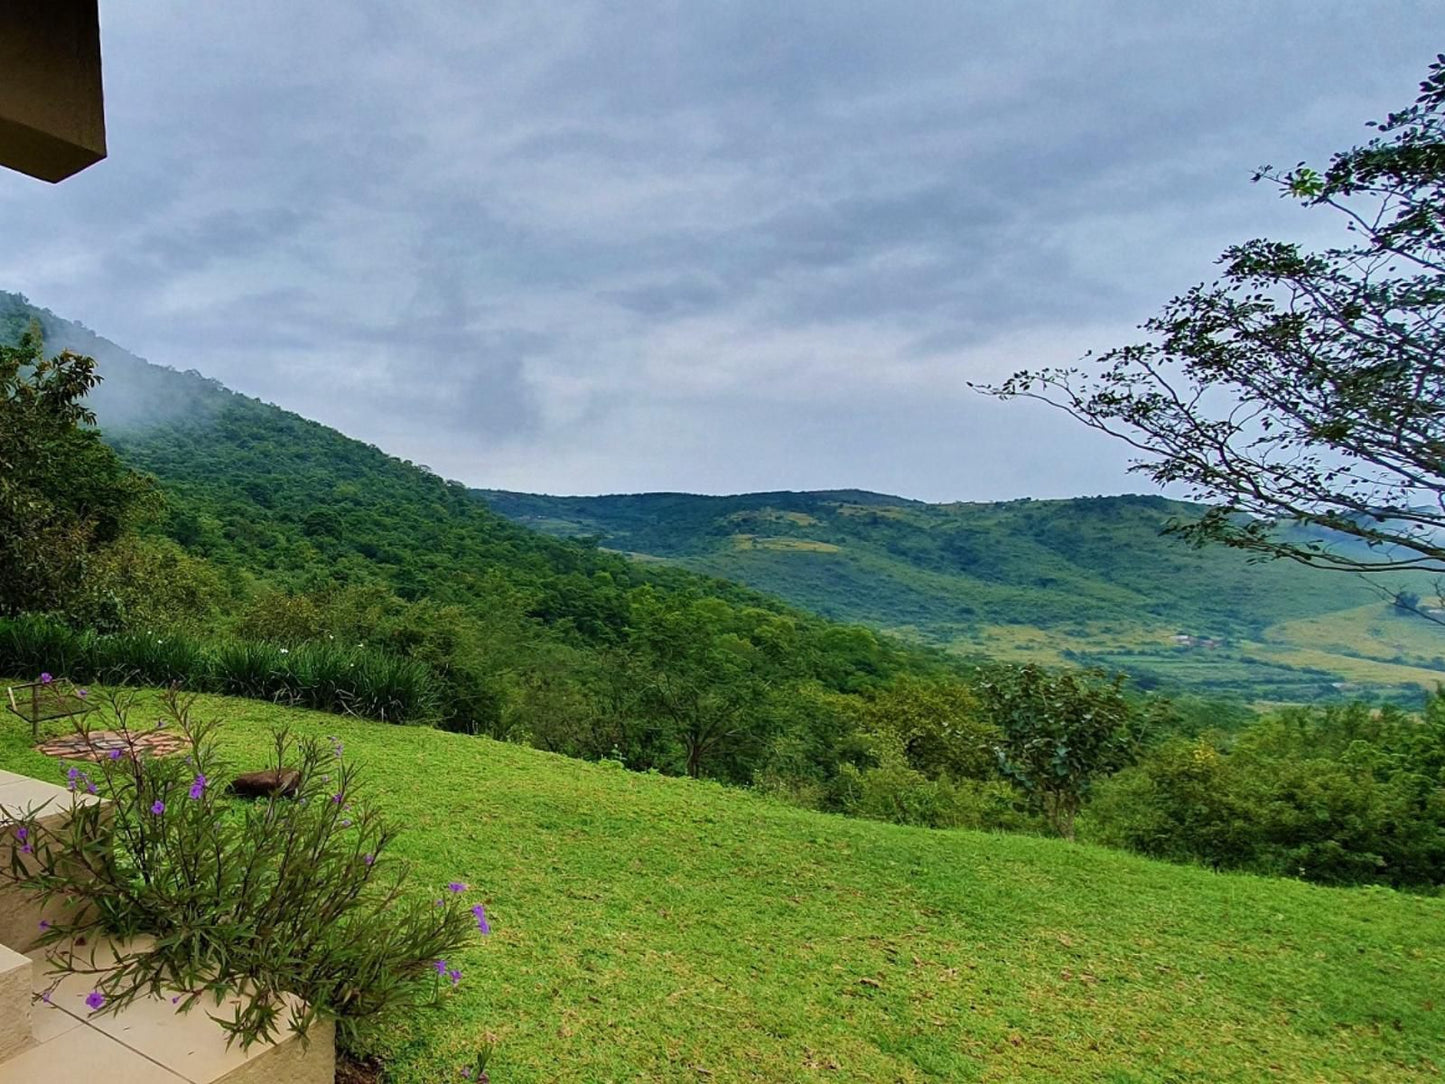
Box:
[335,1052,386,1084]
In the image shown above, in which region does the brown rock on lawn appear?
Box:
[230,768,301,799]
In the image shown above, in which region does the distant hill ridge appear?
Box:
[477,487,1445,701]
[476,486,1319,630]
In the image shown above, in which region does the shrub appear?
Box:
[1082,738,1260,867]
[830,732,1031,831]
[975,663,1144,839]
[1085,703,1445,887]
[1,687,489,1049]
[853,675,1001,781]
[209,636,283,699]
[93,629,208,686]
[0,614,89,678]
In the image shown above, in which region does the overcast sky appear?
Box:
[0,3,1436,500]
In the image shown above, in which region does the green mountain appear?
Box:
[9,284,1443,710]
[477,488,1445,703]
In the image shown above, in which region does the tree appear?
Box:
[0,325,152,617]
[616,592,778,781]
[853,675,999,781]
[983,58,1445,577]
[974,664,1142,839]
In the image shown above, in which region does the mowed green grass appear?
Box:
[3,690,1443,1083]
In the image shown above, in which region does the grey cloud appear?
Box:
[0,1,1437,499]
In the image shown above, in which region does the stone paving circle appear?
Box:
[35,728,189,761]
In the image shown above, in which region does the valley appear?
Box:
[479,489,1445,705]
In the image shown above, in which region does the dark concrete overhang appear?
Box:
[0,0,106,183]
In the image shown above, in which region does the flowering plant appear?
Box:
[1,685,488,1050]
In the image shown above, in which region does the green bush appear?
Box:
[0,687,488,1049]
[975,663,1144,839]
[830,732,1031,831]
[210,636,282,699]
[1085,702,1445,887]
[94,630,209,686]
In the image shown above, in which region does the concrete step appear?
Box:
[0,767,105,952]
[0,943,32,1064]
[0,938,334,1083]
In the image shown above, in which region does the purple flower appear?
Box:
[434,958,448,975]
[15,827,26,842]
[447,968,461,986]
[171,995,180,1004]
[107,748,122,761]
[447,881,468,893]
[38,920,49,931]
[340,818,352,828]
[188,775,207,800]
[39,673,52,685]
[471,903,490,935]
[86,782,97,796]
[84,990,105,1011]
[331,792,344,804]
[40,991,51,1005]
[150,800,165,816]
[76,688,87,699]
[363,853,375,866]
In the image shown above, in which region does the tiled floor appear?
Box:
[0,941,332,1083]
[0,1019,190,1083]
[0,767,100,819]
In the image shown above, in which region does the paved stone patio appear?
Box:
[35,727,191,761]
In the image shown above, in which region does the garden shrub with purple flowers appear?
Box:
[0,685,490,1051]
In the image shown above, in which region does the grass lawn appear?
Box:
[2,688,1443,1083]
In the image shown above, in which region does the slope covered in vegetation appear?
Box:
[9,290,1445,890]
[1,292,962,781]
[2,689,1440,1084]
[479,488,1445,702]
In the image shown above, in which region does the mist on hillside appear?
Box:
[0,291,231,433]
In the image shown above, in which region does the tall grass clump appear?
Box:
[0,616,90,678]
[209,638,286,700]
[93,630,209,686]
[317,644,439,723]
[0,616,441,727]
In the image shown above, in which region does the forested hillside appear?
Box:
[8,291,1445,891]
[0,291,950,775]
[480,488,1445,703]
